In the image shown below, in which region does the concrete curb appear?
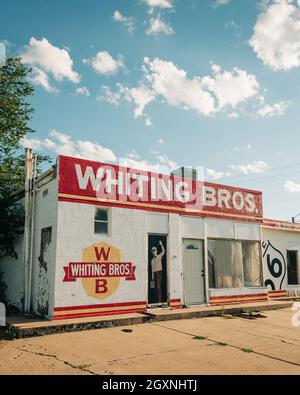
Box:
[11,315,151,339]
[9,301,294,339]
[142,302,294,322]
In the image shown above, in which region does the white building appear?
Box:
[1,154,299,320]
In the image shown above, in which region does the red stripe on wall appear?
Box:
[268,290,288,298]
[54,300,146,312]
[210,293,267,301]
[53,307,146,320]
[210,297,268,306]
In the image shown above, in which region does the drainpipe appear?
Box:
[24,148,33,314]
[27,155,37,313]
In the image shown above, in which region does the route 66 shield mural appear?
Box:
[63,241,136,300]
[262,240,286,290]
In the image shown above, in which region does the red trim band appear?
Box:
[54,300,146,312]
[210,293,267,301]
[54,307,146,320]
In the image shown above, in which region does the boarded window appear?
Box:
[287,250,299,285]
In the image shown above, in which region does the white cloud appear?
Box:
[257,101,289,117]
[75,86,90,96]
[30,67,59,93]
[230,160,270,175]
[206,159,269,180]
[145,116,153,126]
[157,138,164,145]
[157,154,177,168]
[122,85,155,118]
[146,16,174,35]
[83,51,124,75]
[126,150,140,160]
[101,57,285,121]
[99,83,155,125]
[99,85,122,105]
[227,112,239,118]
[143,57,216,116]
[112,10,135,33]
[213,0,231,6]
[284,180,300,192]
[144,58,259,115]
[202,64,259,110]
[22,37,80,84]
[21,130,117,162]
[144,0,173,10]
[206,168,231,180]
[21,131,179,174]
[250,0,300,70]
[119,153,177,174]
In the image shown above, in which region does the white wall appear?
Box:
[30,178,58,317]
[205,218,260,241]
[55,203,148,309]
[0,176,58,315]
[262,228,300,294]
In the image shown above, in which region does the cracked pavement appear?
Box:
[0,307,299,374]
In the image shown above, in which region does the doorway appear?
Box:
[148,234,167,306]
[183,239,205,306]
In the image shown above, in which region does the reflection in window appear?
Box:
[208,239,262,289]
[94,207,109,235]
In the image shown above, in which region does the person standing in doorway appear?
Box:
[151,240,165,303]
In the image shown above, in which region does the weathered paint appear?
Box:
[262,225,300,296]
[58,155,263,223]
[37,227,52,315]
[2,156,300,321]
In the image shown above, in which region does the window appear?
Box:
[287,251,299,285]
[94,207,109,235]
[208,239,262,289]
[242,241,262,287]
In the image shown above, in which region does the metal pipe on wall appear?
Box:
[23,148,33,314]
[27,155,37,313]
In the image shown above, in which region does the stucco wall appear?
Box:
[54,203,148,312]
[262,227,300,295]
[30,178,58,317]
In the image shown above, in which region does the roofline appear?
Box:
[262,218,300,232]
[9,164,57,201]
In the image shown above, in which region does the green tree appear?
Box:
[0,57,48,261]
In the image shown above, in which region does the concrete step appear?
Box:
[7,300,294,338]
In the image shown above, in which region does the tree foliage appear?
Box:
[0,57,48,260]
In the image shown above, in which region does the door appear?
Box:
[37,227,52,315]
[183,239,205,306]
[148,234,167,305]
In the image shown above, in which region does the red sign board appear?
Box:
[58,155,263,222]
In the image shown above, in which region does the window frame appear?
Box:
[207,238,263,289]
[94,207,111,236]
[287,250,299,286]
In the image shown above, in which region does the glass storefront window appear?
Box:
[208,239,262,289]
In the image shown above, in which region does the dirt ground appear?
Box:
[0,307,299,375]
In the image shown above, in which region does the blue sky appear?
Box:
[1,0,300,220]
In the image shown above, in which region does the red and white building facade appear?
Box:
[1,155,300,320]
